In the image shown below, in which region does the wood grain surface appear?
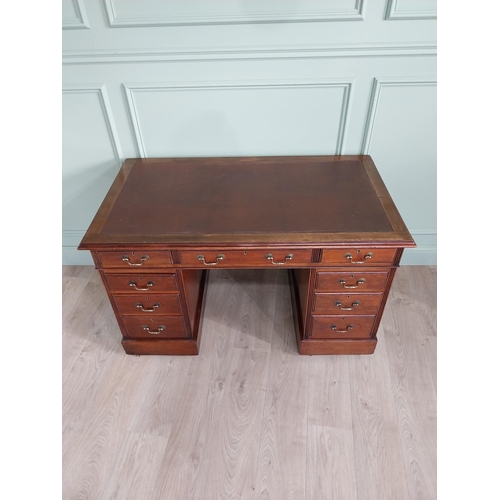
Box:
[62,265,436,499]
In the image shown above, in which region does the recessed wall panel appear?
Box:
[62,87,121,231]
[363,80,436,233]
[385,0,437,19]
[126,83,351,157]
[106,0,364,26]
[62,0,89,29]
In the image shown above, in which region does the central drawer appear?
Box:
[178,249,312,268]
[113,293,182,316]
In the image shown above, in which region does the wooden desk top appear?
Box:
[79,155,415,248]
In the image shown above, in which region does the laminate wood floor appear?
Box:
[62,265,436,500]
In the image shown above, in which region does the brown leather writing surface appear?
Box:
[100,157,393,237]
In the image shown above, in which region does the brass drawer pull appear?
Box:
[121,254,150,266]
[135,302,160,312]
[330,324,354,333]
[335,300,360,311]
[142,325,165,335]
[339,278,366,289]
[344,252,373,264]
[129,280,155,291]
[197,254,225,266]
[265,253,294,265]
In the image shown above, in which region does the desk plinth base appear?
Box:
[122,338,200,356]
[296,338,377,355]
[121,331,376,357]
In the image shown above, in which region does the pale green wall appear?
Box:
[63,0,436,265]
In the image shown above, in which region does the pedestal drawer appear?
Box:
[122,316,187,339]
[313,293,382,315]
[105,273,178,293]
[321,248,396,266]
[97,251,173,269]
[309,315,375,339]
[315,270,389,292]
[113,294,182,316]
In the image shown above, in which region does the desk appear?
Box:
[78,156,415,355]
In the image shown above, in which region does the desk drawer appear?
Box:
[310,315,375,339]
[122,316,187,339]
[315,270,389,292]
[178,249,312,268]
[105,273,178,293]
[313,293,382,315]
[321,248,396,266]
[113,293,182,316]
[97,251,173,269]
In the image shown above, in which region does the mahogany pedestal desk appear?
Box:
[78,156,415,355]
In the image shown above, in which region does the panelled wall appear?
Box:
[62,0,437,265]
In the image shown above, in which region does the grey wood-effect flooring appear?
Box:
[62,265,436,500]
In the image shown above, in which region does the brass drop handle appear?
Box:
[122,254,149,266]
[339,278,366,289]
[197,254,225,266]
[142,325,165,335]
[135,302,160,312]
[129,280,155,291]
[344,252,373,264]
[265,253,294,265]
[330,324,354,333]
[335,300,360,311]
